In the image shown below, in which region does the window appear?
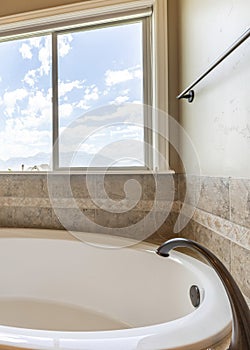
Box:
[0,34,52,171]
[0,5,153,171]
[56,20,149,169]
[0,0,170,172]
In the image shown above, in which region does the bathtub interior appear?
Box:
[0,236,202,331]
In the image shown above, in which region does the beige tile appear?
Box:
[178,174,201,205]
[192,223,231,270]
[180,219,196,241]
[95,209,146,228]
[154,212,179,240]
[155,174,177,201]
[24,175,48,198]
[46,174,74,198]
[231,243,250,299]
[198,176,230,220]
[8,175,25,197]
[51,208,96,232]
[0,175,10,196]
[193,208,250,250]
[95,174,142,200]
[13,207,53,229]
[0,207,15,227]
[230,178,250,229]
[70,174,93,198]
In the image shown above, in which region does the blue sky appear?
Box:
[0,21,144,169]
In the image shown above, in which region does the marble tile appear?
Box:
[146,212,179,245]
[0,207,15,227]
[178,174,201,205]
[7,175,25,197]
[141,174,156,201]
[51,210,65,230]
[231,243,250,299]
[46,175,74,198]
[230,178,250,229]
[95,174,142,200]
[155,173,177,201]
[191,222,231,270]
[51,208,96,232]
[24,175,48,198]
[94,209,151,241]
[154,212,179,239]
[70,175,93,198]
[193,208,250,250]
[0,197,51,208]
[145,232,164,245]
[95,209,146,228]
[179,219,196,241]
[0,175,10,196]
[13,207,54,229]
[197,177,230,220]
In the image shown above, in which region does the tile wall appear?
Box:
[179,175,250,306]
[0,173,178,241]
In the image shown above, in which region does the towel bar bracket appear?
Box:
[180,90,195,103]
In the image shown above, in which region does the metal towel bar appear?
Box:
[177,27,250,102]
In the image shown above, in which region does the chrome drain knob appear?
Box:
[190,285,200,307]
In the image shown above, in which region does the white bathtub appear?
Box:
[0,229,231,350]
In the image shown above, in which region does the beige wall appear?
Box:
[178,0,250,177]
[0,0,89,17]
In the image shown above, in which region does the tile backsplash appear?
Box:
[0,173,177,241]
[178,175,250,306]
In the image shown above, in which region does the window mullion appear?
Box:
[143,16,153,170]
[52,32,59,171]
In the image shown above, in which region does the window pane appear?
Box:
[57,21,144,168]
[0,35,52,171]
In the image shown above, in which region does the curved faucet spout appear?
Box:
[156,238,250,350]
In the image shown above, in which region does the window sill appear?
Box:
[0,170,175,175]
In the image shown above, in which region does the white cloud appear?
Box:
[0,88,53,160]
[28,37,42,48]
[76,100,90,111]
[0,126,51,160]
[58,34,73,58]
[23,69,38,87]
[105,69,133,86]
[19,43,32,59]
[76,85,100,111]
[59,103,73,119]
[78,143,100,155]
[24,90,50,117]
[103,89,110,96]
[19,36,51,79]
[38,36,51,76]
[105,67,142,86]
[58,80,84,98]
[111,95,129,105]
[84,86,99,101]
[3,88,29,117]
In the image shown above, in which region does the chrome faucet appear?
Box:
[156,238,250,350]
